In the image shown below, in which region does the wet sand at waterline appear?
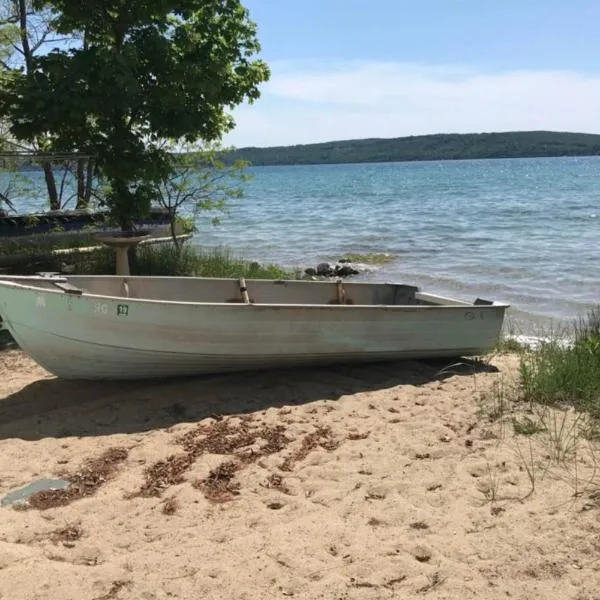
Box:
[0,350,599,599]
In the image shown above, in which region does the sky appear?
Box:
[224,0,600,147]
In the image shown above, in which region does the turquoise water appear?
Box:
[8,156,600,333]
[192,157,600,333]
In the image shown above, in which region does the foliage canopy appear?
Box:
[0,0,269,228]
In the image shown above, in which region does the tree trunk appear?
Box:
[170,216,182,257]
[18,1,60,211]
[113,178,133,231]
[84,159,94,205]
[17,0,33,73]
[76,159,86,208]
[42,162,59,210]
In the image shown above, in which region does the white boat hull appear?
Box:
[0,275,508,380]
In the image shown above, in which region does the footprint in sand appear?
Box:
[365,485,389,500]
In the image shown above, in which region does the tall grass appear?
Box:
[518,306,600,418]
[0,233,105,275]
[74,243,297,280]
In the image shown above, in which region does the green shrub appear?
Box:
[518,307,600,418]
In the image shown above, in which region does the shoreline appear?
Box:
[0,233,593,338]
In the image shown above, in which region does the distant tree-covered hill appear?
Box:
[226,131,600,166]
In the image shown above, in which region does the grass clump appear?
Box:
[340,252,395,265]
[512,416,545,436]
[495,336,526,354]
[518,306,600,418]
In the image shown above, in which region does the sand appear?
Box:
[0,350,599,600]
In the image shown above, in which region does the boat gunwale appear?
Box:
[0,279,511,311]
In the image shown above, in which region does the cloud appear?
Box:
[223,61,600,147]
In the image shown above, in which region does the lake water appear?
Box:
[9,156,600,335]
[193,157,600,335]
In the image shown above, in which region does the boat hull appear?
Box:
[0,278,507,380]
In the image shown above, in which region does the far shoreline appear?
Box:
[242,153,600,170]
[227,131,600,167]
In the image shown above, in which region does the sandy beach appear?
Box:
[0,350,599,600]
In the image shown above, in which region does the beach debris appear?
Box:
[416,572,446,594]
[365,486,388,500]
[93,580,131,600]
[161,496,179,515]
[256,425,290,456]
[3,447,128,510]
[383,575,407,589]
[135,419,257,500]
[133,418,343,503]
[263,473,291,495]
[347,430,370,440]
[178,418,258,457]
[280,425,339,471]
[193,461,241,503]
[136,453,193,498]
[349,579,377,588]
[50,523,84,544]
[426,483,442,492]
[2,478,70,508]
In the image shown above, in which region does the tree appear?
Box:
[0,0,93,210]
[156,144,250,255]
[0,0,269,230]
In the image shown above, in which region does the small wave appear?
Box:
[507,334,573,350]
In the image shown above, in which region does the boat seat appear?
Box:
[52,281,83,295]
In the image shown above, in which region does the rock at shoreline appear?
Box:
[336,265,359,277]
[304,261,360,279]
[304,253,395,279]
[316,262,331,276]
